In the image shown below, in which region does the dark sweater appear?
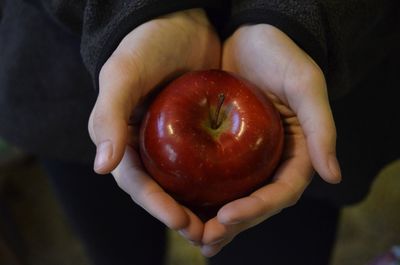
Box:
[0,0,223,162]
[1,0,399,205]
[228,0,400,99]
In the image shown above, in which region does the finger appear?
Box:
[202,217,230,245]
[89,22,175,174]
[201,236,234,257]
[286,70,341,184]
[201,217,246,256]
[113,146,190,230]
[91,39,178,173]
[217,147,313,225]
[89,54,142,174]
[177,207,205,244]
[201,217,235,257]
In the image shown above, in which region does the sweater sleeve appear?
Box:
[227,0,328,76]
[227,0,396,99]
[35,0,223,86]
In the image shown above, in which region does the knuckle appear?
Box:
[112,164,126,185]
[286,192,301,207]
[288,65,326,95]
[112,170,124,188]
[99,52,146,96]
[168,220,186,231]
[100,51,137,81]
[113,172,130,194]
[99,57,114,79]
[88,111,96,140]
[113,165,137,196]
[302,64,325,84]
[281,182,302,207]
[90,110,108,134]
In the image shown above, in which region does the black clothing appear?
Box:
[0,0,221,162]
[44,159,339,265]
[0,1,399,264]
[305,51,400,205]
[209,196,339,265]
[229,0,400,99]
[42,159,167,265]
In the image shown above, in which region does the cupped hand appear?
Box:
[200,24,341,257]
[88,8,220,244]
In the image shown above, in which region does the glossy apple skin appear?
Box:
[139,70,284,212]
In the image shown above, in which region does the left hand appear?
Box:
[199,24,341,257]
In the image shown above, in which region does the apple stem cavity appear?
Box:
[212,93,225,130]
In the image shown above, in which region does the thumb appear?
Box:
[287,69,342,184]
[89,58,140,174]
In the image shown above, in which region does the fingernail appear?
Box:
[178,229,186,237]
[188,240,201,246]
[94,140,113,171]
[178,230,201,246]
[328,156,342,183]
[208,237,225,245]
[201,245,220,257]
[221,219,242,225]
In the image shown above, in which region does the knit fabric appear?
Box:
[0,0,222,162]
[228,0,399,99]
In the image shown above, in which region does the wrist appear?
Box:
[225,9,327,75]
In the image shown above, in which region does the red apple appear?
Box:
[139,70,284,216]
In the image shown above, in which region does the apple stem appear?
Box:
[212,93,225,129]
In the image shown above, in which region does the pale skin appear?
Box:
[88,8,341,257]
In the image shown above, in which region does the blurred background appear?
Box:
[1,138,399,265]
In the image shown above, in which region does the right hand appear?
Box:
[88,8,220,244]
